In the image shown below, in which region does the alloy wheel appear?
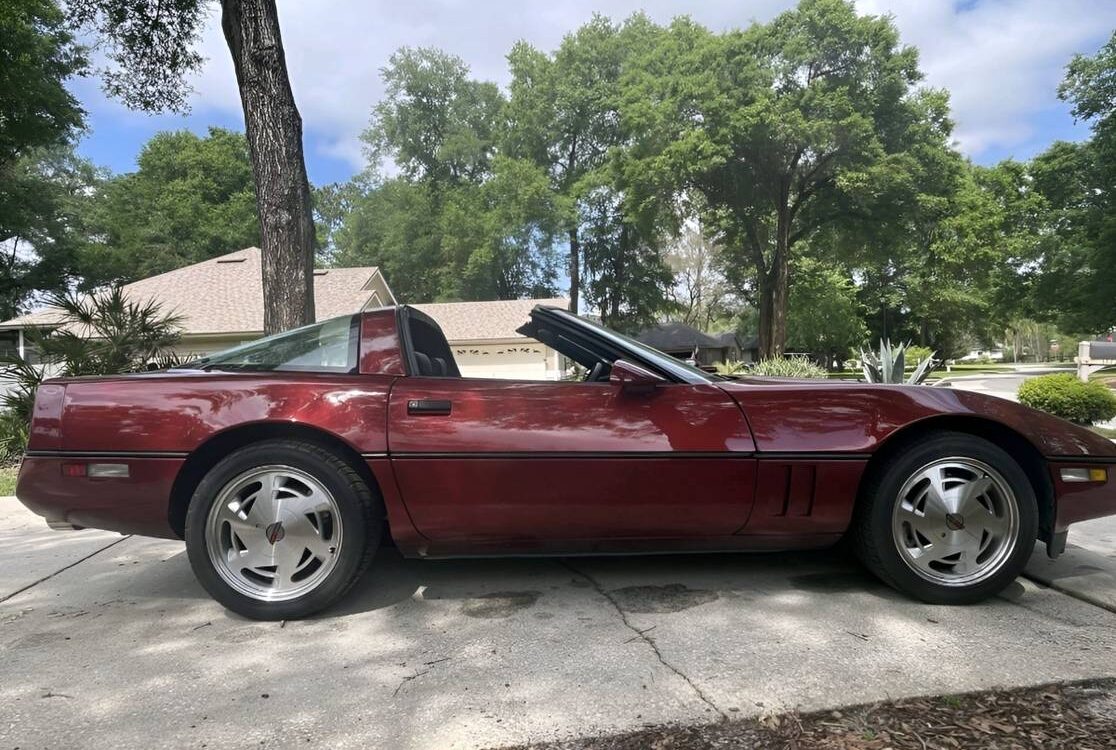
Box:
[891,457,1020,587]
[205,465,344,602]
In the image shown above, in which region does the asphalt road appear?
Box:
[2,498,1115,750]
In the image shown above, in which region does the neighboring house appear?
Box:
[636,321,757,366]
[711,331,760,364]
[958,347,1006,363]
[0,247,568,381]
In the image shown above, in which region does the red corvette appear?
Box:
[15,305,1116,619]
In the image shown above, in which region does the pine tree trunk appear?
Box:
[770,210,790,357]
[221,0,315,335]
[568,228,580,313]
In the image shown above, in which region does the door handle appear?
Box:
[407,399,452,416]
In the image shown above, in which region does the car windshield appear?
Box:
[544,308,717,383]
[182,315,360,373]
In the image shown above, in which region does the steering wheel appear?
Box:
[586,361,610,382]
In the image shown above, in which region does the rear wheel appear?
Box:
[185,440,382,620]
[853,431,1038,604]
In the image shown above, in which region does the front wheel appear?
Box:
[853,431,1038,604]
[185,440,382,620]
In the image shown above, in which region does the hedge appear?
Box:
[1017,373,1116,424]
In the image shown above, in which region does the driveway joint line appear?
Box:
[1021,572,1116,616]
[559,559,728,721]
[0,535,132,605]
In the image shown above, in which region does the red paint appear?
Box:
[358,309,406,377]
[14,308,1116,554]
[1049,464,1116,531]
[57,372,394,454]
[18,456,182,537]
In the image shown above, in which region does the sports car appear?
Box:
[15,305,1116,619]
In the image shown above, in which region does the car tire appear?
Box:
[853,431,1038,605]
[185,439,382,620]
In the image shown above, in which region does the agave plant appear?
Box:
[860,339,936,385]
[714,360,749,376]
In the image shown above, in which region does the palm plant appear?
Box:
[0,287,184,457]
[860,339,937,385]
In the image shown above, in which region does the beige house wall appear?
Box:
[449,339,563,381]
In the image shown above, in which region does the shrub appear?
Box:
[748,356,828,379]
[1018,374,1116,424]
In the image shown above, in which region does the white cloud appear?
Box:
[79,0,1116,172]
[856,0,1116,156]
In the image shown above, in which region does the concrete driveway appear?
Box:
[2,497,1115,750]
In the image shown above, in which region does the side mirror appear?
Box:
[609,359,665,394]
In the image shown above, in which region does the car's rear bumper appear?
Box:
[15,455,184,539]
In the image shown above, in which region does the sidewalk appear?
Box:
[1025,515,1116,612]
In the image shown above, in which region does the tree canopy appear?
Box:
[78,127,260,288]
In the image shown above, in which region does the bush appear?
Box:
[1018,374,1116,424]
[748,356,828,379]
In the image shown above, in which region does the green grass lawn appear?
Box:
[1090,425,1116,439]
[0,464,18,496]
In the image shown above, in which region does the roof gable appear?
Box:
[0,247,387,335]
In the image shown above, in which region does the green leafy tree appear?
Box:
[0,0,89,318]
[506,16,648,313]
[622,0,951,357]
[79,128,259,287]
[366,47,505,187]
[354,49,562,303]
[332,179,444,302]
[0,146,100,318]
[785,258,867,367]
[0,0,86,167]
[69,0,317,334]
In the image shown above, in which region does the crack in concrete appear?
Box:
[0,535,131,605]
[560,560,728,721]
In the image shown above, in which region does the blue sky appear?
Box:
[71,0,1116,186]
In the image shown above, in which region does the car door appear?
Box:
[387,376,757,543]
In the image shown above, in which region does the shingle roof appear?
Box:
[636,321,724,351]
[413,298,569,341]
[0,248,389,335]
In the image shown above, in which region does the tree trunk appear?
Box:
[568,228,580,314]
[768,208,791,357]
[221,0,315,335]
[757,276,774,359]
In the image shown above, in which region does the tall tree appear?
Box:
[665,224,737,331]
[69,0,316,334]
[79,128,260,288]
[0,0,89,317]
[356,48,560,303]
[366,47,504,187]
[507,15,674,325]
[0,146,99,318]
[785,257,867,367]
[623,0,949,357]
[0,0,86,168]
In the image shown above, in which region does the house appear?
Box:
[635,321,757,367]
[0,247,568,381]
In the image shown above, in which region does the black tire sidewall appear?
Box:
[185,441,379,620]
[859,433,1038,604]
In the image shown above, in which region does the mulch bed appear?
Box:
[498,679,1116,749]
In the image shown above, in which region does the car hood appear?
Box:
[716,378,1116,458]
